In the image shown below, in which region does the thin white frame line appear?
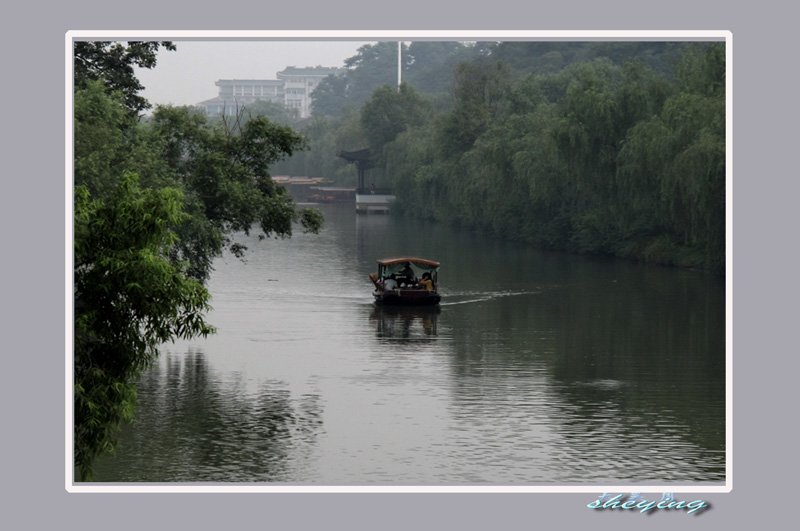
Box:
[66,29,733,494]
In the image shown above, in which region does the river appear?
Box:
[91,203,726,486]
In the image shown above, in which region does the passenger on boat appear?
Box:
[383,274,398,290]
[418,272,434,291]
[398,262,415,286]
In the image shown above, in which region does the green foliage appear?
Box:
[311,42,403,115]
[147,105,322,280]
[360,83,432,165]
[377,42,726,272]
[405,42,475,92]
[616,59,674,130]
[74,41,176,115]
[74,174,214,480]
[74,80,132,197]
[434,61,512,159]
[312,42,484,118]
[487,41,683,80]
[385,123,438,216]
[272,108,366,186]
[309,73,351,117]
[615,45,725,271]
[675,43,726,98]
[73,50,326,479]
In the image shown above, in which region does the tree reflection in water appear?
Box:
[92,349,324,482]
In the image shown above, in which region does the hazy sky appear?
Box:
[105,31,720,109]
[134,40,377,108]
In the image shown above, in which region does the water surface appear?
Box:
[92,203,726,485]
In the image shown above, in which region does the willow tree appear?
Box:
[74,175,214,481]
[616,43,725,269]
[360,83,431,156]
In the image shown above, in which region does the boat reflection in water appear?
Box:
[369,305,441,342]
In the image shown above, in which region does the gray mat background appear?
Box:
[4,2,794,529]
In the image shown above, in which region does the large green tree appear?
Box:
[148,104,323,281]
[360,83,431,165]
[74,175,214,481]
[311,42,405,117]
[402,41,481,94]
[73,43,324,479]
[74,41,176,115]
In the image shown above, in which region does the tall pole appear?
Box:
[397,41,402,90]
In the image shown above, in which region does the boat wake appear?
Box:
[440,289,543,306]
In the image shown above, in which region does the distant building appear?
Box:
[276,66,341,119]
[196,66,342,118]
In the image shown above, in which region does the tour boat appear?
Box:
[369,257,441,306]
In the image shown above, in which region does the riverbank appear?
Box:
[389,207,724,275]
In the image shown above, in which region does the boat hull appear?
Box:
[373,289,441,306]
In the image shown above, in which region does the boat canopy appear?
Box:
[377,257,439,275]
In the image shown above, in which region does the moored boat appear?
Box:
[369,257,441,306]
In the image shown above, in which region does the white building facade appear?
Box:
[196,66,341,118]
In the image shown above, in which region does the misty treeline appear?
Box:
[271,41,725,273]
